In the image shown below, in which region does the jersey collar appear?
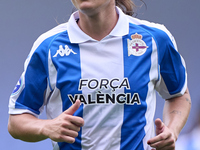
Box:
[67,7,129,43]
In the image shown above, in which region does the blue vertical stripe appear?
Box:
[50,32,83,150]
[120,24,153,150]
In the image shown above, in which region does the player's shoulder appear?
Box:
[27,22,69,62]
[30,22,69,52]
[127,16,173,40]
[36,22,69,44]
[127,16,167,32]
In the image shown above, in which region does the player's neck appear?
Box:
[77,8,118,41]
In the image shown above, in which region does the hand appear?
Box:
[147,118,176,150]
[42,100,84,143]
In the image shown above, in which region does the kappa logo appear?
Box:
[127,33,148,56]
[53,45,77,57]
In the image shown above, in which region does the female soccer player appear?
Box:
[8,0,191,149]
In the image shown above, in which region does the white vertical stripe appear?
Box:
[143,38,158,149]
[46,50,63,119]
[79,36,124,150]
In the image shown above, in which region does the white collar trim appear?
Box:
[67,7,129,43]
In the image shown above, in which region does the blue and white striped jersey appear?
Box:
[9,7,187,150]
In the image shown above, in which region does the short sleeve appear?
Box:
[8,39,49,117]
[155,29,187,99]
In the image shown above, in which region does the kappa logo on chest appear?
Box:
[53,45,77,57]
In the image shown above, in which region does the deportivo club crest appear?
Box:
[127,33,148,56]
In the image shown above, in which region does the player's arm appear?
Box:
[163,87,191,141]
[147,88,191,149]
[8,100,84,143]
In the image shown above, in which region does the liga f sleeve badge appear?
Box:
[127,33,148,56]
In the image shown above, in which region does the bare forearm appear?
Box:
[8,101,84,143]
[163,88,191,140]
[8,114,49,142]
